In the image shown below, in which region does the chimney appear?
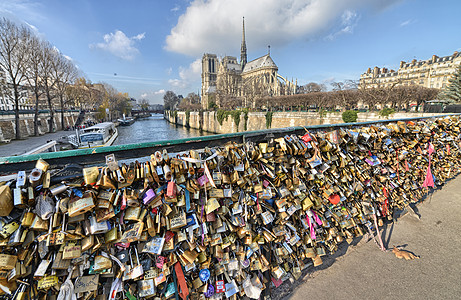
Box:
[432,55,438,63]
[411,59,417,64]
[373,66,379,76]
[400,61,405,68]
[453,51,459,57]
[367,68,371,74]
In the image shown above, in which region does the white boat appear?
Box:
[68,122,118,149]
[118,116,135,126]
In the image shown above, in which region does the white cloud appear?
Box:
[171,5,180,12]
[90,30,145,60]
[0,0,45,23]
[165,0,400,56]
[179,59,201,81]
[133,33,145,40]
[400,19,414,27]
[168,78,186,88]
[24,21,38,33]
[325,10,359,41]
[140,89,166,104]
[168,58,202,89]
[0,11,45,39]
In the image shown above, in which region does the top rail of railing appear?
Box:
[0,113,459,174]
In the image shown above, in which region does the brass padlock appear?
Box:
[82,235,94,251]
[125,206,141,221]
[68,196,95,218]
[83,166,99,185]
[93,255,112,271]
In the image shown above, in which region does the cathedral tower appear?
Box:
[240,17,247,68]
[201,54,218,109]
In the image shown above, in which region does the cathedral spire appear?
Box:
[240,17,247,68]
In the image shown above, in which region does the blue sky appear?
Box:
[1,0,460,104]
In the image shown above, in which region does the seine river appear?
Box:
[113,113,211,145]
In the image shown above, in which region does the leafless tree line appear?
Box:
[253,84,438,111]
[0,18,81,139]
[212,75,438,112]
[215,74,277,110]
[70,79,132,120]
[177,92,201,111]
[0,18,132,139]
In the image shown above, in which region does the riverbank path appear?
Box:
[0,130,71,157]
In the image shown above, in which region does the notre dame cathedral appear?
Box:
[201,18,297,109]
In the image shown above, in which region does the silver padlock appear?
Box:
[88,215,110,234]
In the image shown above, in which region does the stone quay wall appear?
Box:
[165,111,446,134]
[0,111,80,141]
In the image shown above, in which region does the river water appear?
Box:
[113,113,211,145]
[0,114,210,157]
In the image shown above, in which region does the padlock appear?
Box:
[62,242,82,260]
[142,189,156,205]
[83,166,99,185]
[68,196,95,218]
[21,211,35,228]
[124,206,141,221]
[88,215,110,234]
[166,181,177,199]
[82,234,94,251]
[28,168,43,188]
[93,255,112,271]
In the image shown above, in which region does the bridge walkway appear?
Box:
[282,175,461,300]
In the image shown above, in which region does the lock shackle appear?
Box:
[134,245,140,264]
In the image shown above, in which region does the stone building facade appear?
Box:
[359,51,461,90]
[0,68,32,111]
[201,18,296,109]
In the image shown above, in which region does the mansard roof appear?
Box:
[242,54,278,73]
[226,63,242,72]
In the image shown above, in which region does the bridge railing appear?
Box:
[0,113,459,174]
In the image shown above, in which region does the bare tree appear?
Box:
[25,35,44,136]
[298,82,326,94]
[163,91,179,110]
[177,92,201,111]
[216,68,241,107]
[140,99,150,110]
[66,77,90,109]
[330,81,358,110]
[39,42,58,132]
[52,52,78,129]
[0,18,32,139]
[242,75,269,109]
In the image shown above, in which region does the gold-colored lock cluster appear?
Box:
[0,116,460,299]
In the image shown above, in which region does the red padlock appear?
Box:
[167,181,176,198]
[216,280,225,293]
[120,191,127,210]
